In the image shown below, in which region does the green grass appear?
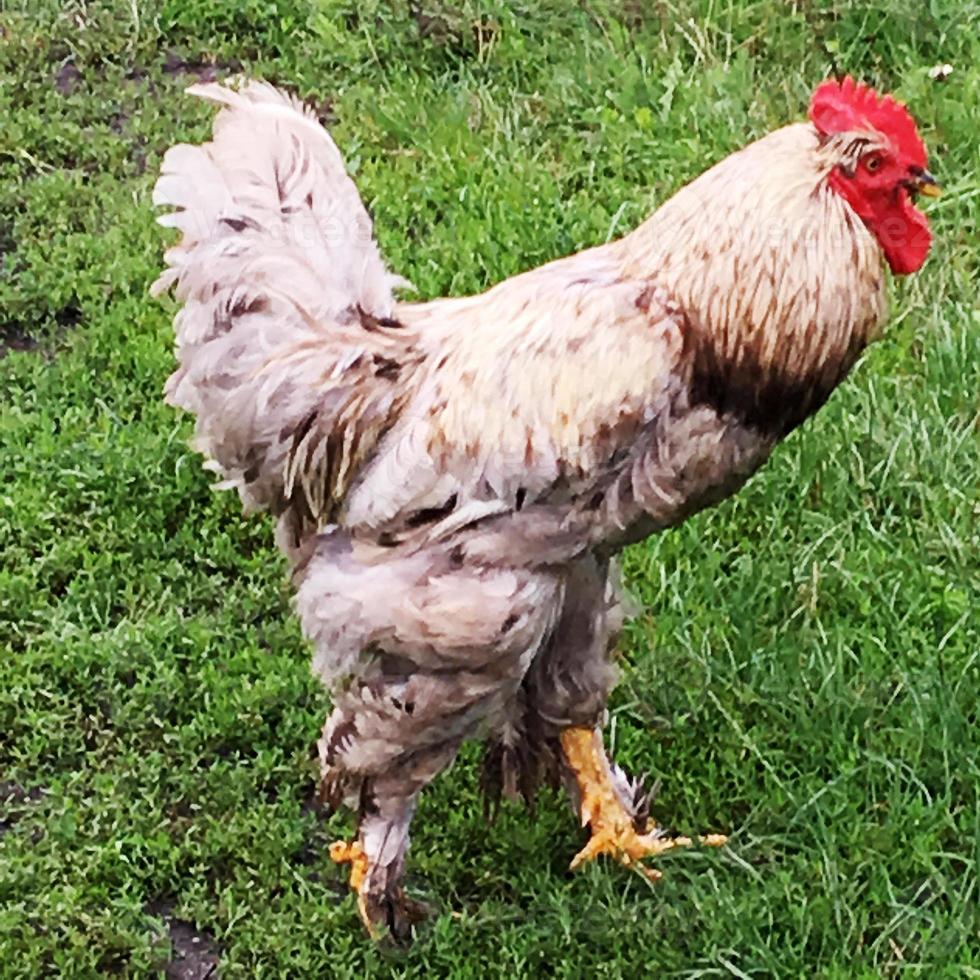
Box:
[1,0,978,975]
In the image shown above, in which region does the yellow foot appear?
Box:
[570,821,727,881]
[329,838,429,942]
[560,726,727,881]
[329,839,378,938]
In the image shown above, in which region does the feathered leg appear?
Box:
[300,533,565,939]
[328,771,438,941]
[513,555,726,877]
[318,696,463,941]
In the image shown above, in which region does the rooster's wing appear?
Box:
[342,249,692,546]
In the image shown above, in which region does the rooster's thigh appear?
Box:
[297,531,565,806]
[522,554,627,731]
[482,554,629,805]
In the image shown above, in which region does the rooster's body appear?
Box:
[154,78,935,938]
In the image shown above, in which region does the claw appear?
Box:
[329,839,379,937]
[560,725,727,880]
[569,824,727,880]
[329,837,430,942]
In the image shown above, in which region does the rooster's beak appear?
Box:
[911,168,942,198]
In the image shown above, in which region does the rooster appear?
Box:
[153,76,938,939]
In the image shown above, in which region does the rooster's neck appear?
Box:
[615,123,887,436]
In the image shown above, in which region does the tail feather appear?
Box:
[153,81,404,305]
[152,80,419,552]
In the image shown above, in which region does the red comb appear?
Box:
[809,76,927,166]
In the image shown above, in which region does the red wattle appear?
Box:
[870,193,932,276]
[829,172,932,276]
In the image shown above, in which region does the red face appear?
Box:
[810,77,939,276]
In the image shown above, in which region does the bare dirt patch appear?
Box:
[162,50,241,83]
[54,59,82,95]
[148,900,221,980]
[0,781,45,834]
[0,323,39,357]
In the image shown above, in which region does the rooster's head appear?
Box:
[810,76,938,276]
